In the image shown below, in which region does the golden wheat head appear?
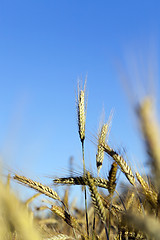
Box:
[96,123,108,175]
[76,80,87,144]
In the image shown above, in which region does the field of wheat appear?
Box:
[0,80,160,240]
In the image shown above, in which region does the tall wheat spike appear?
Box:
[76,79,89,236]
[76,80,87,144]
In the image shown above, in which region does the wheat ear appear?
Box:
[108,162,118,196]
[54,175,109,190]
[14,174,61,202]
[50,205,81,233]
[76,80,87,144]
[96,123,108,175]
[86,172,109,240]
[103,142,135,185]
[86,172,106,224]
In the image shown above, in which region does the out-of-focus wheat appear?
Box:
[0,180,40,240]
[136,172,157,206]
[137,97,160,188]
[123,212,160,239]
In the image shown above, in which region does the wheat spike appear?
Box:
[14,174,61,202]
[54,176,86,185]
[94,177,109,189]
[76,80,87,144]
[96,123,108,175]
[103,142,135,185]
[76,79,89,237]
[86,171,106,224]
[108,162,118,195]
[50,205,81,233]
[54,175,109,190]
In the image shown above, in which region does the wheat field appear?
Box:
[0,81,160,240]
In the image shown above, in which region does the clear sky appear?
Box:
[0,1,160,198]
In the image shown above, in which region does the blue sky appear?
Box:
[0,1,160,198]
